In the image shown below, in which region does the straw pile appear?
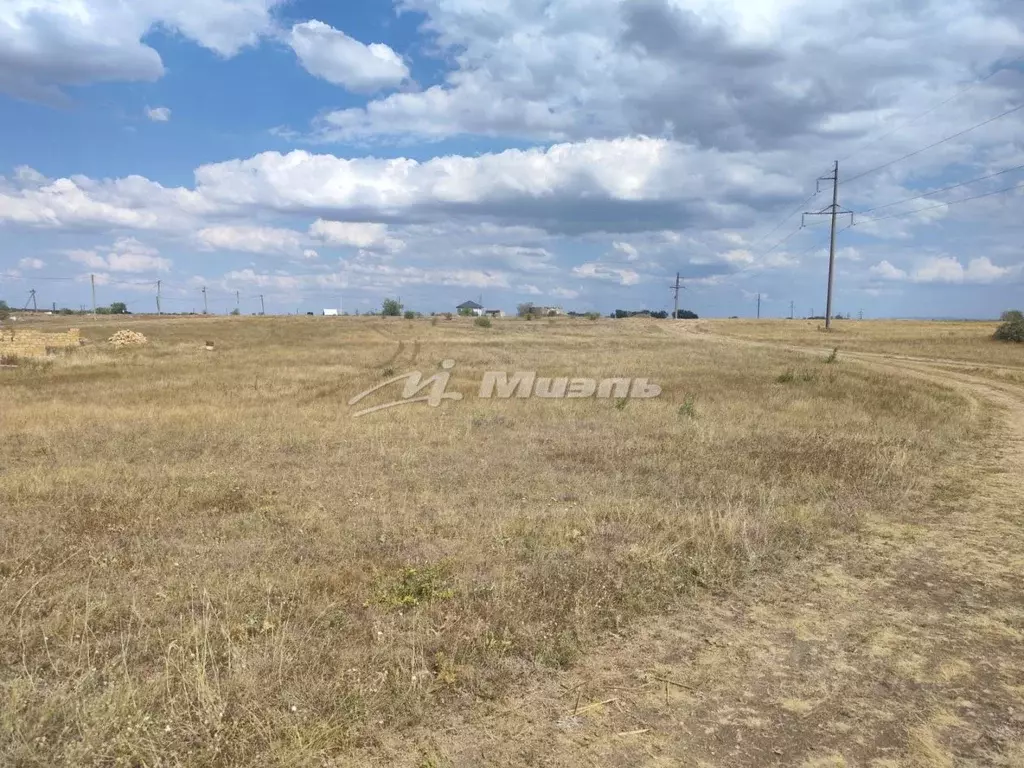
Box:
[108,330,148,348]
[0,328,82,362]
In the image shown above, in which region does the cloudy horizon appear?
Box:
[1,0,1023,318]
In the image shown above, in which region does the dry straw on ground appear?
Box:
[0,314,1020,766]
[107,329,148,347]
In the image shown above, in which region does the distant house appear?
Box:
[323,309,339,316]
[457,300,484,316]
[484,309,504,318]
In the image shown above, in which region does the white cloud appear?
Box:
[18,257,45,269]
[312,0,1024,148]
[302,249,319,260]
[288,21,408,92]
[869,255,1019,284]
[612,241,639,261]
[146,106,171,122]
[67,237,170,272]
[0,0,284,101]
[572,262,641,286]
[197,225,304,255]
[550,287,580,300]
[869,260,909,280]
[519,284,543,295]
[308,220,404,251]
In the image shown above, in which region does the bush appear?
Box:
[403,310,416,320]
[230,308,241,316]
[585,312,600,321]
[382,298,402,316]
[994,311,1024,342]
[474,316,492,328]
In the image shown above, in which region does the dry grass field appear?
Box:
[1,315,1022,766]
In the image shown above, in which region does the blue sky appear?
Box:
[1,0,1023,317]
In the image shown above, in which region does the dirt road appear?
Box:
[357,335,1024,767]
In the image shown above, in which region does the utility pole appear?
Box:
[672,272,681,319]
[803,161,852,331]
[756,293,761,319]
[91,274,96,317]
[235,290,240,314]
[202,286,208,315]
[259,294,265,315]
[790,300,795,320]
[52,301,56,313]
[24,289,37,311]
[156,280,162,315]
[859,309,864,321]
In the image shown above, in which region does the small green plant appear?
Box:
[403,310,416,320]
[614,397,628,410]
[776,369,796,383]
[379,564,454,609]
[825,347,839,364]
[678,394,697,418]
[474,316,492,328]
[381,367,396,378]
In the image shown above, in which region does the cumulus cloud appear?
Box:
[18,257,45,269]
[197,225,304,255]
[572,262,641,285]
[869,255,1019,284]
[287,21,408,92]
[308,220,404,251]
[313,0,1024,149]
[67,237,170,272]
[146,106,171,122]
[0,0,284,101]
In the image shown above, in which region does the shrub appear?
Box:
[382,298,402,316]
[403,310,416,320]
[825,347,839,364]
[585,312,600,321]
[994,311,1024,342]
[776,369,795,383]
[474,316,492,328]
[678,395,697,418]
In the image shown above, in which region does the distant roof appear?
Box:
[457,300,483,309]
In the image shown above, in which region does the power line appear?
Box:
[856,162,1024,215]
[855,179,1024,224]
[837,52,1024,167]
[843,101,1024,186]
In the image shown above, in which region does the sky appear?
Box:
[1,0,1023,318]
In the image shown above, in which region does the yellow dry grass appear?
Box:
[0,315,991,766]
[0,327,81,363]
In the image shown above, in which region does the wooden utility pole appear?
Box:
[672,272,681,319]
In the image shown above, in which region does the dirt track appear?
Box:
[360,333,1024,767]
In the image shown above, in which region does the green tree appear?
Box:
[109,302,129,314]
[382,298,403,316]
[0,300,8,320]
[994,309,1024,343]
